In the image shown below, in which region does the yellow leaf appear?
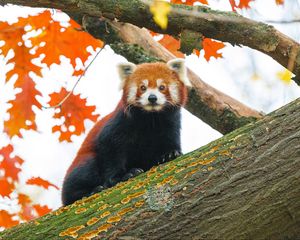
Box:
[251,73,260,81]
[150,0,171,29]
[277,69,292,85]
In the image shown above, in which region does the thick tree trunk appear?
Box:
[1,98,299,239]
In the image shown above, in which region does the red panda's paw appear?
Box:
[159,150,182,164]
[90,185,106,195]
[122,168,144,181]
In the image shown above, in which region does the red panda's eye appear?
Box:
[159,85,165,91]
[140,85,147,91]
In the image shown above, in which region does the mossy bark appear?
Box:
[1,98,300,239]
[3,0,300,83]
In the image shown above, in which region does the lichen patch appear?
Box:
[87,217,100,226]
[59,225,85,238]
[75,207,87,214]
[107,215,121,223]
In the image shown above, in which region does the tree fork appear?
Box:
[1,98,300,240]
[79,16,262,134]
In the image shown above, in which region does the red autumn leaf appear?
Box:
[238,0,253,9]
[0,22,25,57]
[2,27,41,82]
[202,38,225,61]
[275,0,284,5]
[5,43,42,82]
[26,177,59,190]
[0,12,52,57]
[171,0,208,5]
[0,210,19,228]
[18,193,31,206]
[228,0,237,11]
[4,74,42,137]
[31,15,103,70]
[19,205,35,221]
[16,10,53,30]
[0,144,24,181]
[33,204,52,217]
[229,0,253,10]
[149,30,160,37]
[158,35,184,58]
[49,88,99,142]
[0,179,14,197]
[18,193,36,221]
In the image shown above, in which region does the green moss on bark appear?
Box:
[1,98,300,239]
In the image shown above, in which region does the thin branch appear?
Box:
[265,19,300,24]
[43,44,106,109]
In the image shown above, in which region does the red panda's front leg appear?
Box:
[121,168,144,181]
[159,150,182,164]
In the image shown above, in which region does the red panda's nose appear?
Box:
[148,94,158,104]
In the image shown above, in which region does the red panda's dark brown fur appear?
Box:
[62,60,189,205]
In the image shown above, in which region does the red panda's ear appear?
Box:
[117,62,137,90]
[167,59,191,87]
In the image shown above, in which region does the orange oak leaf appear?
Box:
[5,43,42,83]
[18,193,35,221]
[16,10,53,30]
[49,88,99,142]
[229,0,238,11]
[4,74,42,137]
[202,38,225,61]
[0,178,14,197]
[149,30,160,37]
[0,144,24,181]
[26,177,59,190]
[275,0,284,5]
[158,35,184,58]
[0,21,25,57]
[238,0,253,9]
[193,49,200,57]
[0,210,19,228]
[171,0,208,5]
[33,204,52,217]
[18,193,31,206]
[31,16,103,70]
[229,0,253,10]
[19,205,35,221]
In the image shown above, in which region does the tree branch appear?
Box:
[105,21,263,134]
[1,97,300,239]
[78,14,263,133]
[2,0,300,84]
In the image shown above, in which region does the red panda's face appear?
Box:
[118,59,191,112]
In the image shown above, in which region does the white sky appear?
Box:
[0,0,300,210]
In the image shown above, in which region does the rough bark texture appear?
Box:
[1,0,300,84]
[1,98,299,240]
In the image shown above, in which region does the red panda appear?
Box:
[61,59,191,205]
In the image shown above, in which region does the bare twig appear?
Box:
[43,44,106,109]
